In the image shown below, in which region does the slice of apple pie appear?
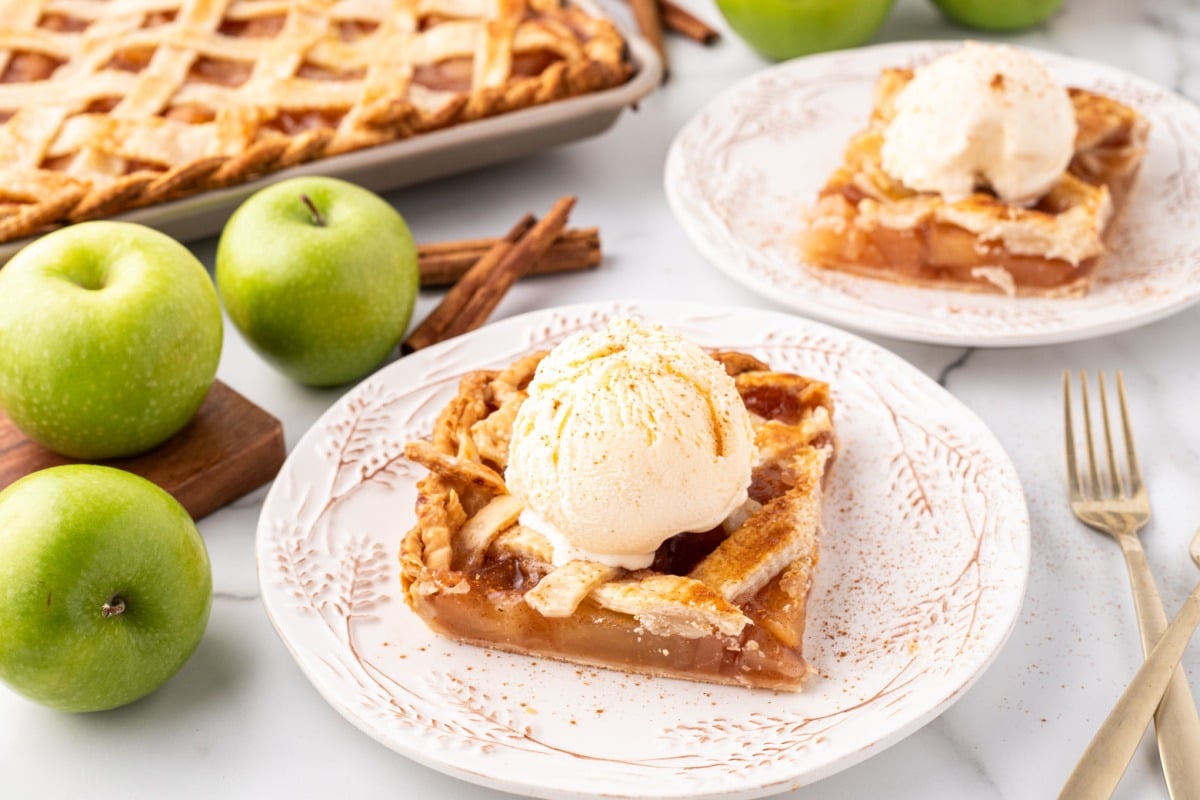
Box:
[798,44,1148,297]
[400,330,834,691]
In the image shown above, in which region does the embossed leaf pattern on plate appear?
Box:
[256,302,1030,799]
[665,42,1200,346]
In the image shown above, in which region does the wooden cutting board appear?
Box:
[0,380,286,520]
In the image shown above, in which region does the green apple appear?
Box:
[930,0,1065,31]
[0,221,222,459]
[0,465,212,712]
[715,0,895,61]
[215,176,419,387]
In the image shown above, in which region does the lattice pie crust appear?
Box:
[0,0,632,244]
[401,349,835,691]
[798,67,1148,297]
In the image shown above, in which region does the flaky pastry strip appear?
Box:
[404,440,507,496]
[710,350,771,377]
[455,494,524,569]
[469,392,523,470]
[690,476,823,606]
[432,371,494,459]
[413,476,466,570]
[525,560,623,617]
[494,351,547,390]
[469,353,544,467]
[590,574,751,638]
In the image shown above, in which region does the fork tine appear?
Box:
[1097,371,1124,496]
[1116,371,1145,496]
[1080,371,1104,499]
[1063,370,1083,499]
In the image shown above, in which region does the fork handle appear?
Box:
[1119,535,1200,800]
[1059,581,1200,800]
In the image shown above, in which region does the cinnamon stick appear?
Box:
[403,214,535,353]
[403,197,577,352]
[618,0,719,45]
[628,0,669,79]
[438,196,576,342]
[418,228,601,286]
[660,0,720,45]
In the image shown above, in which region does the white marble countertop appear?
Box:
[4,0,1200,797]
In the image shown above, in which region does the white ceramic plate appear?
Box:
[256,301,1029,799]
[0,35,660,265]
[664,42,1200,347]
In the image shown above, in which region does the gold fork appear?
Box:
[1061,527,1200,799]
[1063,370,1200,799]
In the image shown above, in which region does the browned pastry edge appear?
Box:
[0,42,633,246]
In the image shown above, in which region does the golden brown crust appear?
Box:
[400,348,836,691]
[689,480,822,606]
[0,1,634,245]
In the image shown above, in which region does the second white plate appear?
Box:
[664,41,1200,347]
[256,301,1029,799]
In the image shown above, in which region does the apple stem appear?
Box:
[101,596,126,618]
[299,194,326,227]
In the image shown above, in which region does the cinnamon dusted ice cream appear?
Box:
[880,42,1078,206]
[504,319,756,570]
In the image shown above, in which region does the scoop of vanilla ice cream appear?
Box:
[880,43,1077,206]
[505,319,756,570]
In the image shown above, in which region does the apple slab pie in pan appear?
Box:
[798,46,1148,297]
[0,0,633,245]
